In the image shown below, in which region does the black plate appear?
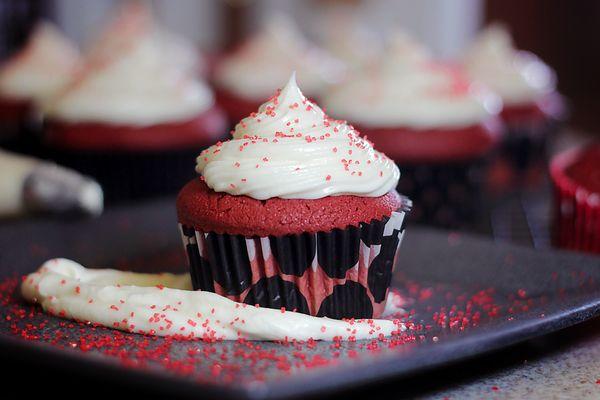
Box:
[0,198,599,399]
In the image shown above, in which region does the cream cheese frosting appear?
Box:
[86,2,203,77]
[197,73,399,200]
[21,258,403,341]
[46,4,212,126]
[0,22,81,105]
[318,8,383,71]
[323,33,500,129]
[215,15,346,100]
[462,24,556,106]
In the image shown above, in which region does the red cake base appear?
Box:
[177,178,404,237]
[356,118,502,163]
[45,105,228,151]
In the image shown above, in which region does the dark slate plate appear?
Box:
[0,197,599,399]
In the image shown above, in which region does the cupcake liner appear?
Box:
[550,147,600,254]
[49,147,203,203]
[397,159,488,229]
[179,206,410,319]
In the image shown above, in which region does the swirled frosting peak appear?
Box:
[0,21,81,104]
[463,24,556,106]
[197,73,399,200]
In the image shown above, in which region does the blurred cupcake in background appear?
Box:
[213,14,346,123]
[316,7,383,71]
[551,143,600,254]
[0,22,81,153]
[44,4,226,203]
[86,2,206,78]
[323,32,502,228]
[463,24,566,171]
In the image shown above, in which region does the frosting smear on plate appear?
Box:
[21,258,403,341]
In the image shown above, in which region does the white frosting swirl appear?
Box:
[0,22,81,105]
[21,258,402,341]
[197,74,399,200]
[323,33,500,129]
[86,2,203,77]
[318,8,383,71]
[47,4,213,126]
[463,24,556,106]
[215,15,346,100]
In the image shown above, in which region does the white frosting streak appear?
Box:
[215,15,345,100]
[47,4,212,125]
[21,258,402,341]
[197,73,399,199]
[323,33,499,129]
[463,24,556,106]
[0,22,81,105]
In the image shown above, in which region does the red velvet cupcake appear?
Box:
[0,22,81,153]
[463,24,566,170]
[213,15,345,123]
[177,74,410,319]
[44,6,227,202]
[551,143,600,254]
[323,33,502,228]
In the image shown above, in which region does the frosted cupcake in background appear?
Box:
[316,7,383,71]
[0,22,81,152]
[463,23,566,170]
[323,32,502,228]
[85,2,206,78]
[213,14,346,123]
[177,74,410,319]
[44,5,226,203]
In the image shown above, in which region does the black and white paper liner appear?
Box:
[179,208,409,319]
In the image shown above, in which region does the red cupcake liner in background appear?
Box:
[550,146,600,254]
[179,207,409,319]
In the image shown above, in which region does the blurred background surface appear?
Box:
[1,0,597,132]
[0,0,598,253]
